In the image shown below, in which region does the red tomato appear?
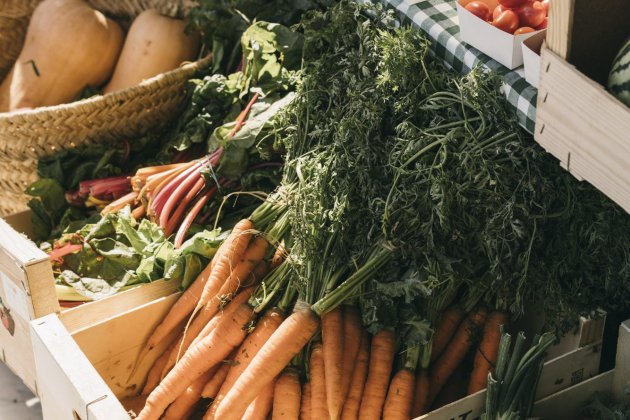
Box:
[498,0,527,8]
[465,1,492,21]
[540,0,549,13]
[493,5,507,20]
[516,1,546,27]
[535,17,548,29]
[492,10,519,33]
[514,26,535,35]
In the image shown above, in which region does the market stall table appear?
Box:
[380,0,538,133]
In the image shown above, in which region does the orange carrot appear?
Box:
[270,241,286,269]
[194,219,253,313]
[163,366,216,419]
[301,382,312,420]
[213,303,320,420]
[430,306,465,363]
[467,311,509,394]
[358,329,396,420]
[142,341,176,396]
[201,361,231,399]
[145,261,214,351]
[192,261,266,347]
[322,308,344,419]
[164,235,266,378]
[162,288,254,379]
[310,344,329,419]
[340,306,362,403]
[427,306,488,407]
[272,368,302,420]
[411,368,429,417]
[137,303,253,420]
[341,332,369,420]
[242,378,276,420]
[383,368,415,420]
[431,363,466,410]
[205,307,285,419]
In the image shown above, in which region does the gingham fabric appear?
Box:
[378,0,538,133]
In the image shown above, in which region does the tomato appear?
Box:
[498,0,527,8]
[540,0,549,13]
[465,1,492,21]
[492,9,519,33]
[514,26,535,35]
[535,17,548,29]
[493,5,507,20]
[516,1,546,27]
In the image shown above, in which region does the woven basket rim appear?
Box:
[0,54,212,121]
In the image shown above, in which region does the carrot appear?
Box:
[193,260,267,347]
[142,341,176,395]
[194,219,254,313]
[341,332,370,420]
[161,288,254,379]
[427,306,488,407]
[411,368,429,417]
[144,260,214,351]
[431,363,466,410]
[213,303,320,420]
[430,306,465,363]
[301,382,312,420]
[272,368,302,420]
[242,378,276,420]
[310,344,329,419]
[201,361,231,399]
[467,311,509,394]
[358,329,396,420]
[164,235,266,377]
[322,307,344,420]
[383,369,415,420]
[137,303,253,420]
[340,306,362,403]
[163,366,216,420]
[270,241,286,269]
[205,307,285,419]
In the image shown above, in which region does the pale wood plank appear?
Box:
[60,279,181,334]
[546,0,573,59]
[532,370,615,418]
[30,314,128,420]
[612,320,630,403]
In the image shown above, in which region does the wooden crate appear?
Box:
[29,287,606,420]
[532,320,630,419]
[535,0,630,213]
[0,211,57,393]
[418,315,606,420]
[31,279,181,420]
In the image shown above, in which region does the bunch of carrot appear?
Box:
[120,212,510,420]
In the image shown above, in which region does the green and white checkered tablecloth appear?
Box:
[379,0,538,134]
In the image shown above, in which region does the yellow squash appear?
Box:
[103,9,200,94]
[0,0,124,112]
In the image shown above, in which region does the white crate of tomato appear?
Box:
[457,0,549,69]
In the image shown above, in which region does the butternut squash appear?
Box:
[103,10,200,94]
[0,0,123,112]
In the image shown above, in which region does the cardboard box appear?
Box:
[522,29,546,87]
[457,0,545,69]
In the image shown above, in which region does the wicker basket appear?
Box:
[0,0,208,217]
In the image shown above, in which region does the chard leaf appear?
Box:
[59,270,128,300]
